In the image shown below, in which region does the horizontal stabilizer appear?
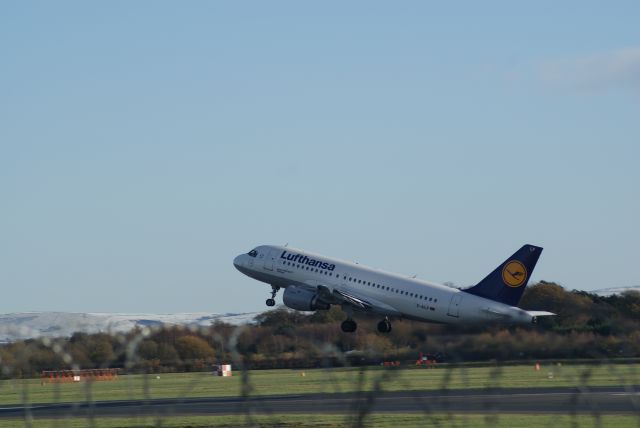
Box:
[525,311,555,317]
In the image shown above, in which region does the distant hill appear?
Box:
[591,286,640,296]
[0,311,258,343]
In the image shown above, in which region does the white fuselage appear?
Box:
[234,245,535,325]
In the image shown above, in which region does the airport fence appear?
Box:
[0,320,639,428]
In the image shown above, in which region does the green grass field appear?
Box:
[1,363,638,406]
[2,414,639,428]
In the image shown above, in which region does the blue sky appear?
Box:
[1,2,639,313]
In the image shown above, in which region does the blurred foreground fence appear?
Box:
[1,317,640,427]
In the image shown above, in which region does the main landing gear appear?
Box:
[341,318,357,333]
[377,317,392,333]
[266,286,280,307]
[341,306,357,333]
[340,317,392,333]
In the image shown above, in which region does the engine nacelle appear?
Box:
[282,286,330,311]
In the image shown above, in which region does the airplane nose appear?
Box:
[233,255,243,269]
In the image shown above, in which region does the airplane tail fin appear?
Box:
[464,245,542,306]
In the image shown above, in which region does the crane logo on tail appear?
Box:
[502,260,527,288]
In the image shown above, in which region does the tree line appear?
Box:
[1,282,638,377]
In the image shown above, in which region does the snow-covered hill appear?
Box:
[0,311,259,343]
[591,286,640,296]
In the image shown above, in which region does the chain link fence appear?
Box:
[1,317,639,427]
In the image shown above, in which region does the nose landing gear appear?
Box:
[266,286,280,307]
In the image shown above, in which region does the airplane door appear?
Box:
[263,250,275,271]
[447,294,463,318]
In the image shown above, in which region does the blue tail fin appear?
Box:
[464,244,543,306]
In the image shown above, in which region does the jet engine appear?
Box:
[282,286,330,311]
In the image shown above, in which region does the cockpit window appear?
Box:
[247,249,258,258]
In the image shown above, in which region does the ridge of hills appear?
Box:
[0,311,258,343]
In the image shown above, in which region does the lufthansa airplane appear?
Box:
[233,244,554,333]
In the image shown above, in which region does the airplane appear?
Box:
[233,244,554,333]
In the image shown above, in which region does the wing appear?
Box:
[316,284,402,317]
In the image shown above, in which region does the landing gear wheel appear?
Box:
[265,286,280,307]
[377,319,392,333]
[341,319,357,333]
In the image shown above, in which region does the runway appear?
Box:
[1,386,638,418]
